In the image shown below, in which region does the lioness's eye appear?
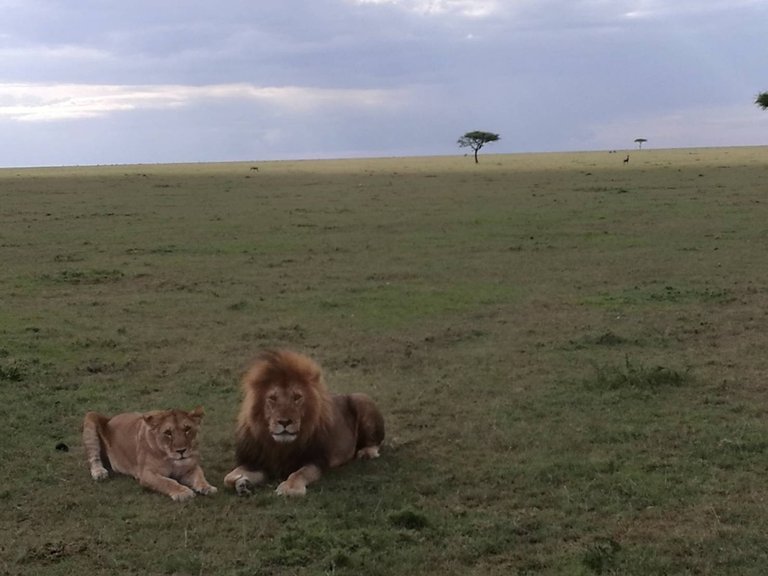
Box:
[164,430,173,437]
[184,426,191,435]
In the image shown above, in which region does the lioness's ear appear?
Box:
[143,411,163,428]
[189,406,205,423]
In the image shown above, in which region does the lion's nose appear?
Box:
[176,448,187,456]
[277,419,292,428]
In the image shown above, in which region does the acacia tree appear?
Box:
[756,92,768,109]
[458,131,500,164]
[634,138,647,149]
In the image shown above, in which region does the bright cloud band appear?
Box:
[0,83,408,122]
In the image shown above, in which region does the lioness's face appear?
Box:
[145,409,202,460]
[264,385,305,443]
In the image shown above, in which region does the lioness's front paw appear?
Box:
[195,484,218,496]
[276,480,306,497]
[90,465,109,481]
[171,487,196,502]
[235,477,253,496]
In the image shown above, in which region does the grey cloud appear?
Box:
[0,0,766,166]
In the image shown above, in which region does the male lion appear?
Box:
[224,349,385,496]
[82,407,217,501]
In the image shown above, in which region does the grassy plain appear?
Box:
[1,147,768,575]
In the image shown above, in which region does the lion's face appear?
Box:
[264,384,306,443]
[144,408,203,461]
[238,350,328,452]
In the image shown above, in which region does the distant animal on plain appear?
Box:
[623,155,630,164]
[82,407,217,501]
[250,166,259,172]
[224,349,385,497]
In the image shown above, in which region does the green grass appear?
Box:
[2,147,768,574]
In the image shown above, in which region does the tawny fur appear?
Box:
[82,407,217,501]
[224,349,385,496]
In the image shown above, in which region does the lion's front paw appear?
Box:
[90,465,109,481]
[171,487,196,502]
[235,477,254,497]
[195,484,218,496]
[276,480,307,497]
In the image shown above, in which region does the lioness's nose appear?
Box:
[176,448,187,456]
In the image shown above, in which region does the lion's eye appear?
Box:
[183,426,192,436]
[164,429,173,438]
[293,393,303,403]
[267,394,278,404]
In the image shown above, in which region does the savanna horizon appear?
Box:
[1,143,766,172]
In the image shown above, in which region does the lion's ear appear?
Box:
[189,406,205,423]
[309,369,323,387]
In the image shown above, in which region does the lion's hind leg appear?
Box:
[349,393,385,459]
[356,446,381,460]
[224,466,266,496]
[82,411,111,481]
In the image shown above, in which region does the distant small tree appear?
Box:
[634,138,647,150]
[756,92,768,110]
[458,131,500,164]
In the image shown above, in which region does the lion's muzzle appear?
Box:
[271,419,299,443]
[271,431,298,443]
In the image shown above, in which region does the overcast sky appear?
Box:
[1,0,766,167]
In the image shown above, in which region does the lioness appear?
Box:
[82,407,217,501]
[224,349,385,496]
